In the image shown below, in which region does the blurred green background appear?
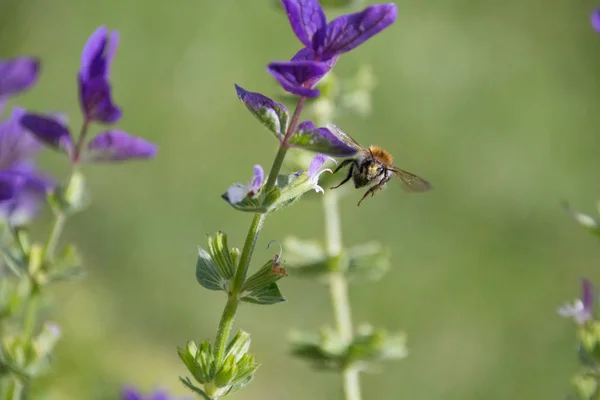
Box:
[2,0,600,398]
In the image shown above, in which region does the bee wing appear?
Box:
[325,124,365,152]
[392,167,432,193]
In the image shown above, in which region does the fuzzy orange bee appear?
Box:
[327,125,432,206]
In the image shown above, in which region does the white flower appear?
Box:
[557,278,594,325]
[558,300,591,325]
[226,165,264,204]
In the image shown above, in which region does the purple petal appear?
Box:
[267,60,331,98]
[308,153,328,177]
[592,9,600,34]
[122,387,143,400]
[20,113,73,154]
[581,278,594,315]
[78,76,122,124]
[86,131,157,162]
[250,165,264,193]
[149,391,171,400]
[0,169,49,225]
[0,57,40,98]
[281,0,327,49]
[289,121,359,157]
[319,3,397,59]
[0,107,43,169]
[81,26,119,81]
[0,171,24,201]
[234,84,289,136]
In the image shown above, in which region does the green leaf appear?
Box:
[196,248,227,291]
[345,325,408,369]
[177,340,214,385]
[240,282,285,305]
[224,331,252,363]
[221,191,267,214]
[572,374,598,400]
[0,243,26,278]
[289,326,407,372]
[179,377,213,400]
[215,355,236,388]
[262,172,321,213]
[242,260,287,293]
[289,328,345,371]
[0,279,27,320]
[207,232,235,280]
[47,245,85,283]
[346,242,390,282]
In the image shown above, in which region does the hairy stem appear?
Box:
[323,189,360,400]
[212,96,307,366]
[212,296,240,364]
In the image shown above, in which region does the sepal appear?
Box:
[48,170,89,216]
[196,232,237,292]
[178,331,259,398]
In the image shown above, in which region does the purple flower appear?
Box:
[0,57,40,99]
[20,113,157,164]
[558,278,595,325]
[268,57,331,98]
[306,153,335,193]
[268,0,397,97]
[592,9,600,34]
[78,26,121,124]
[0,108,52,225]
[234,84,290,138]
[122,386,188,400]
[226,165,264,204]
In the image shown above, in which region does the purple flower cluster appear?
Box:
[268,0,397,98]
[21,26,157,164]
[0,26,157,225]
[230,0,398,205]
[0,58,47,224]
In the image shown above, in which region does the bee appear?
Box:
[328,125,432,206]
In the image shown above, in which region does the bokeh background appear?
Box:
[2,0,600,398]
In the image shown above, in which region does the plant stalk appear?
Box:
[212,96,307,366]
[323,189,361,400]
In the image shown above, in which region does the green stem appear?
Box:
[342,367,361,400]
[43,212,67,261]
[22,211,67,339]
[212,297,239,364]
[231,214,265,295]
[211,96,307,366]
[2,378,23,400]
[17,210,68,400]
[323,189,360,400]
[262,146,288,196]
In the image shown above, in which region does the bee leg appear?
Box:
[357,176,390,206]
[331,163,354,189]
[332,159,354,174]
